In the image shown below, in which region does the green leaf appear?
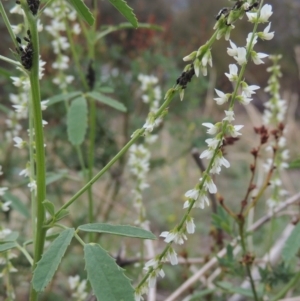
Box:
[87,91,127,112]
[55,209,69,221]
[68,0,94,26]
[0,242,17,252]
[47,91,81,106]
[2,191,30,218]
[43,200,55,217]
[212,205,232,235]
[96,22,163,41]
[0,231,19,242]
[78,223,156,240]
[107,0,138,28]
[32,228,75,292]
[97,86,114,93]
[282,223,300,263]
[84,243,135,301]
[67,96,88,146]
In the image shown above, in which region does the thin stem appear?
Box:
[21,4,47,300]
[238,221,259,301]
[0,55,21,67]
[50,89,176,222]
[16,243,34,266]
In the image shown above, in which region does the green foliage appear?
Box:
[55,210,70,221]
[1,231,19,242]
[32,228,75,291]
[212,205,233,235]
[84,243,135,301]
[67,0,94,26]
[47,91,81,106]
[2,191,30,218]
[43,200,55,217]
[45,170,68,185]
[87,91,127,112]
[217,245,243,276]
[107,0,138,28]
[259,263,294,288]
[67,96,88,146]
[289,158,300,169]
[282,223,300,263]
[78,223,156,239]
[0,242,17,252]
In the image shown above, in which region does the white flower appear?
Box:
[227,40,238,57]
[259,4,273,23]
[13,137,25,149]
[41,100,49,110]
[227,125,244,138]
[205,137,222,149]
[200,148,215,160]
[246,33,258,48]
[242,84,260,97]
[0,229,12,239]
[251,51,268,65]
[234,47,247,65]
[186,217,195,234]
[258,23,274,40]
[184,188,200,201]
[160,231,187,245]
[214,89,230,105]
[72,23,81,35]
[2,201,11,212]
[28,180,37,194]
[0,187,8,196]
[223,110,235,122]
[202,123,219,135]
[194,192,210,209]
[167,247,178,265]
[225,64,238,82]
[201,176,217,194]
[239,92,252,105]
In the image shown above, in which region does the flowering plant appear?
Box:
[0,1,299,301]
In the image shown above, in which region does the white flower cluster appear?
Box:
[0,228,17,300]
[262,55,289,209]
[135,4,275,300]
[44,0,80,88]
[68,275,88,301]
[0,166,11,213]
[129,75,162,228]
[138,74,162,133]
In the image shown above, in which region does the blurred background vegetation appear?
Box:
[0,0,300,300]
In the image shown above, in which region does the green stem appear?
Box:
[22,5,47,301]
[50,90,176,222]
[0,55,21,67]
[16,243,34,266]
[238,221,259,301]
